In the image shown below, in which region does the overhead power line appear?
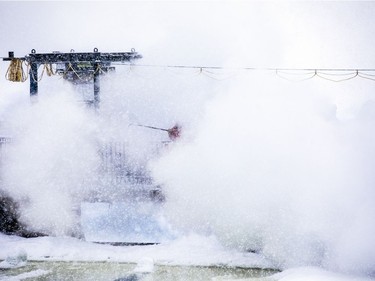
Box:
[110,63,375,82]
[111,63,375,72]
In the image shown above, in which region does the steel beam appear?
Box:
[3,49,142,108]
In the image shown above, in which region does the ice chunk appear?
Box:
[114,258,154,281]
[81,201,174,244]
[114,274,140,281]
[0,249,27,269]
[133,257,154,273]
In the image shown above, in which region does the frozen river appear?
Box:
[1,234,374,281]
[0,261,277,281]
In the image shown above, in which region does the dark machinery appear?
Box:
[3,48,142,108]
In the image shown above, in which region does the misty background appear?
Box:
[1,0,375,276]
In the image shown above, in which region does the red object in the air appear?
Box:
[167,124,181,141]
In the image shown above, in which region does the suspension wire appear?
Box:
[4,58,375,83]
[276,69,317,82]
[358,71,375,77]
[110,63,375,82]
[66,62,84,80]
[358,73,375,81]
[357,71,375,81]
[316,70,359,82]
[93,63,107,75]
[111,63,375,73]
[165,65,203,77]
[200,68,245,81]
[44,63,55,77]
[317,70,357,76]
[26,61,50,82]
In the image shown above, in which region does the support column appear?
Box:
[93,62,100,110]
[30,63,38,103]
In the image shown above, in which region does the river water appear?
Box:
[0,261,277,281]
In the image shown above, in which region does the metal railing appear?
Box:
[0,137,11,164]
[98,141,154,186]
[0,137,161,188]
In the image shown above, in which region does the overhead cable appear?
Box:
[111,63,375,82]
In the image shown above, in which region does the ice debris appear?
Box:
[0,249,27,269]
[114,257,154,281]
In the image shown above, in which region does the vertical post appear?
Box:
[30,62,38,103]
[93,62,100,110]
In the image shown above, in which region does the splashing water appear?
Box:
[1,2,375,277]
[150,73,375,275]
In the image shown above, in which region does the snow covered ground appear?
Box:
[272,267,374,281]
[0,233,272,268]
[0,233,374,281]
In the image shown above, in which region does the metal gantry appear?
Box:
[3,48,142,108]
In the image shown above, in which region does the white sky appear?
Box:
[1,1,375,68]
